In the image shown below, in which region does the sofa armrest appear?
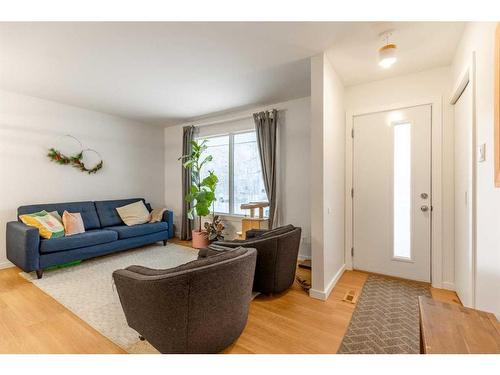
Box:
[6,221,40,272]
[161,210,174,238]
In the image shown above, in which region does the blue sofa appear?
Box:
[6,198,174,278]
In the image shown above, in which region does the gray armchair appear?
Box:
[112,247,257,354]
[214,225,302,294]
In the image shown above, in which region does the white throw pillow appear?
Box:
[116,201,150,226]
[149,207,166,223]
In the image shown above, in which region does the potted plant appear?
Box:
[204,214,225,242]
[180,140,218,248]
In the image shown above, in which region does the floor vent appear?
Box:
[342,290,359,304]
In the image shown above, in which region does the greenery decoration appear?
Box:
[47,148,103,174]
[179,140,219,232]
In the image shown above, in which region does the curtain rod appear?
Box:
[182,107,285,129]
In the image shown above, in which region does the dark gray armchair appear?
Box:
[213,225,301,294]
[112,247,257,354]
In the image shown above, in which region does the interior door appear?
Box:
[454,82,474,307]
[353,105,432,282]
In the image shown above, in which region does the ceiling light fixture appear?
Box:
[378,31,397,69]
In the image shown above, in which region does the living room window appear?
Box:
[198,130,268,215]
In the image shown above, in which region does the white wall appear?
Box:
[0,90,165,268]
[452,22,500,316]
[310,53,346,300]
[164,96,312,258]
[345,67,455,289]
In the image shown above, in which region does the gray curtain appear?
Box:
[253,109,278,229]
[181,126,195,240]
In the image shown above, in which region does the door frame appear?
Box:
[345,97,444,288]
[449,52,477,307]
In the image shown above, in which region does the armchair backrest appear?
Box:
[215,226,302,294]
[246,227,302,294]
[112,247,257,353]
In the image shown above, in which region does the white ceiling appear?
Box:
[0,22,465,125]
[326,22,465,86]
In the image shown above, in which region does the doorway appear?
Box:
[352,105,432,282]
[452,80,475,307]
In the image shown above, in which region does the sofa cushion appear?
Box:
[40,229,118,254]
[94,198,147,228]
[106,221,168,240]
[18,201,101,230]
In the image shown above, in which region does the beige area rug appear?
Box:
[21,243,199,353]
[337,275,431,354]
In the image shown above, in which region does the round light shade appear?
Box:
[378,43,397,68]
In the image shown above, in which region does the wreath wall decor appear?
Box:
[47,135,103,174]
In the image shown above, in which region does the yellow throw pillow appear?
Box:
[19,210,65,239]
[149,207,166,223]
[62,211,86,236]
[116,201,150,226]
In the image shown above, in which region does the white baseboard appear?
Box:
[309,264,346,301]
[441,281,455,291]
[0,260,14,270]
[297,254,311,261]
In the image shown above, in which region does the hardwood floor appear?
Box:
[225,267,458,353]
[0,238,459,354]
[0,267,124,354]
[225,269,369,353]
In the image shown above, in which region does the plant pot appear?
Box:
[192,230,209,249]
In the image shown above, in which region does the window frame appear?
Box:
[196,129,268,216]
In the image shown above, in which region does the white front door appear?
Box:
[352,105,432,282]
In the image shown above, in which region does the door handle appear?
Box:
[420,205,429,212]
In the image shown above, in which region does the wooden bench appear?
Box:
[419,296,500,353]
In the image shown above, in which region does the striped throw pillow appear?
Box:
[19,210,65,239]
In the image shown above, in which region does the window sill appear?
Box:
[212,213,269,222]
[215,213,245,222]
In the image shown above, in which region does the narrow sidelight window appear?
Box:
[393,122,412,259]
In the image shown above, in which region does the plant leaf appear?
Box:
[201,172,218,191]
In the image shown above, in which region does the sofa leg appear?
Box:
[35,269,43,279]
[163,240,167,246]
[139,335,145,341]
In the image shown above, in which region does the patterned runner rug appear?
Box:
[338,274,431,354]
